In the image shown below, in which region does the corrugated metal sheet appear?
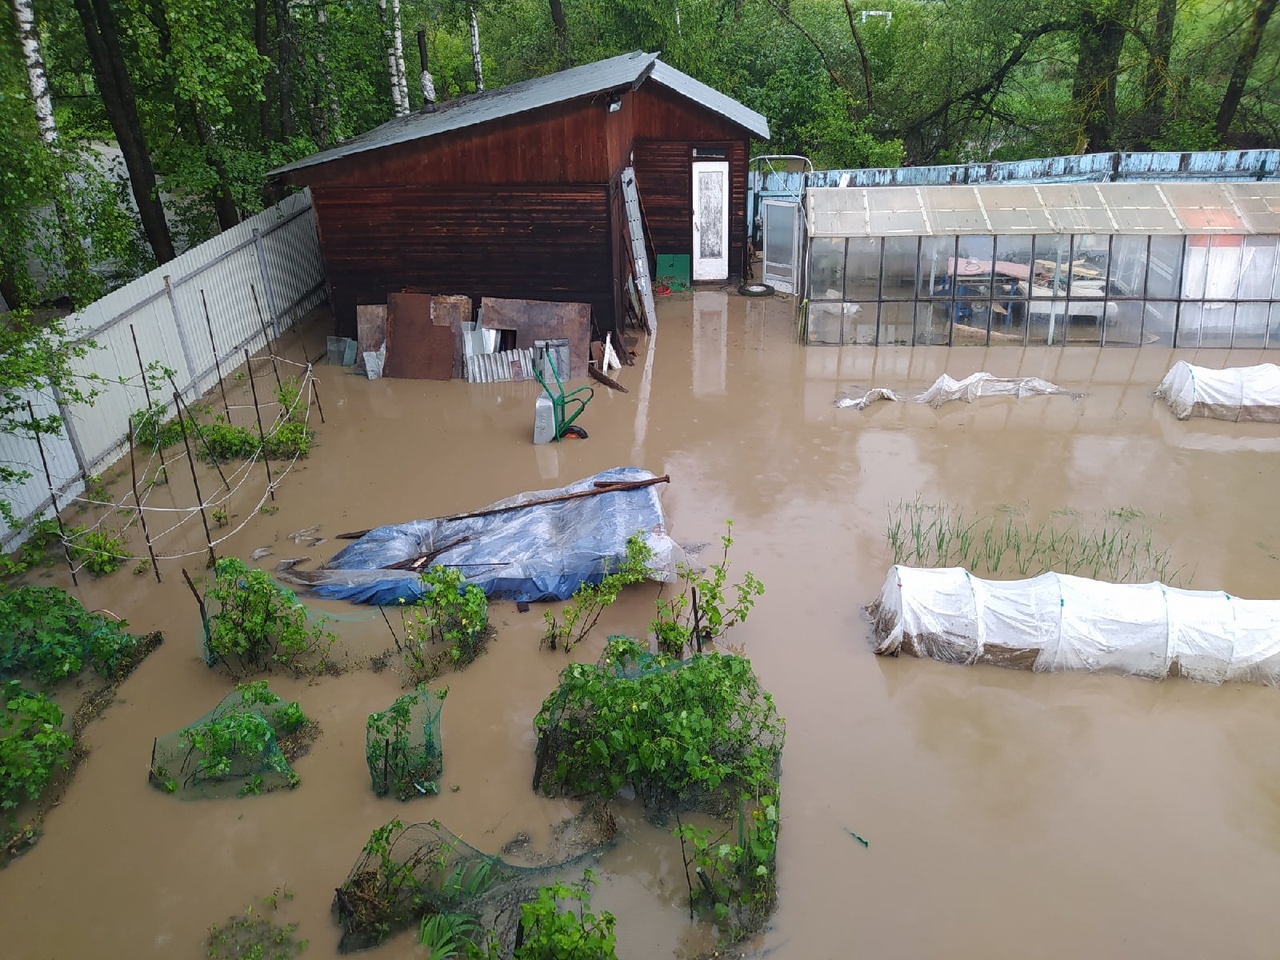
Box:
[465,348,537,383]
[648,61,769,139]
[274,52,659,176]
[807,182,1280,237]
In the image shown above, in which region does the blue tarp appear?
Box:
[300,467,677,605]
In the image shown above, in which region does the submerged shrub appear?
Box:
[0,586,140,684]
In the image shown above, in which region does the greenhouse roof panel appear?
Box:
[805,182,1280,237]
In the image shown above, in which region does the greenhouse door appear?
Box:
[691,160,729,281]
[761,200,800,294]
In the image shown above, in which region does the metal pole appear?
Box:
[163,275,200,386]
[201,289,232,422]
[165,373,231,493]
[28,400,77,586]
[244,348,276,502]
[252,228,282,338]
[130,323,168,486]
[172,390,218,570]
[251,283,283,390]
[128,422,163,583]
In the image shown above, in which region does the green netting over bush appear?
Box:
[148,681,308,798]
[366,687,445,800]
[332,809,617,954]
[0,585,150,684]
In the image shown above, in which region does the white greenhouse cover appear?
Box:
[1156,361,1280,422]
[870,566,1280,684]
[836,372,1074,410]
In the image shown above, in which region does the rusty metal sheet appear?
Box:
[356,304,387,358]
[384,293,455,380]
[479,297,591,380]
[431,294,471,378]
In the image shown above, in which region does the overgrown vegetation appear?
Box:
[395,567,490,683]
[200,558,335,679]
[510,871,618,960]
[543,533,652,653]
[366,687,446,801]
[206,886,308,960]
[149,681,310,797]
[534,637,784,941]
[1,681,73,838]
[651,521,763,657]
[0,586,143,684]
[886,500,1182,584]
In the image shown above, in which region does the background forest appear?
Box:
[3,0,1279,309]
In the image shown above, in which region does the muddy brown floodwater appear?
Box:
[4,289,1280,959]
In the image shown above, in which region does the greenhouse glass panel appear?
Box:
[845,303,879,345]
[1233,303,1270,347]
[882,238,918,299]
[880,301,915,345]
[1239,237,1280,299]
[844,239,881,301]
[1110,236,1148,298]
[1268,305,1280,348]
[916,301,953,345]
[1104,300,1145,346]
[810,239,845,300]
[1146,236,1183,298]
[1144,302,1177,345]
[807,301,844,344]
[1183,236,1244,300]
[1183,303,1236,348]
[918,237,958,298]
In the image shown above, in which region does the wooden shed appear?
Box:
[273,51,770,340]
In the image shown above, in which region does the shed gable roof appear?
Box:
[273,51,768,178]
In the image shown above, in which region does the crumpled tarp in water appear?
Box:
[835,372,1077,410]
[293,467,679,605]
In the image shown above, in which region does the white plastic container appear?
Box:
[533,394,556,444]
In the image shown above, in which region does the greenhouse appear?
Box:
[798,181,1280,348]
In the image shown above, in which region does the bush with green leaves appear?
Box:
[206,886,307,960]
[149,681,308,797]
[67,526,129,576]
[0,585,140,684]
[1,682,73,833]
[398,567,489,682]
[515,871,618,960]
[366,687,446,800]
[652,520,763,657]
[543,533,652,653]
[201,558,335,678]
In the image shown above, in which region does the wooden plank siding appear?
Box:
[313,185,611,337]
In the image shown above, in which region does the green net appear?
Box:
[332,807,617,954]
[366,687,446,799]
[149,682,308,798]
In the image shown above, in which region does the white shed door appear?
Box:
[691,160,729,281]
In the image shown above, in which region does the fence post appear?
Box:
[164,275,200,395]
[253,227,282,339]
[50,383,91,481]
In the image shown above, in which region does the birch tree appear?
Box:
[11,0,55,143]
[379,0,409,116]
[470,5,483,91]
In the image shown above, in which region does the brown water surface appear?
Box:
[4,290,1280,959]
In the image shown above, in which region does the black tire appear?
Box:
[561,425,588,440]
[738,281,775,298]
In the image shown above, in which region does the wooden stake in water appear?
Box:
[128,422,163,583]
[165,373,231,493]
[130,323,168,486]
[251,283,283,390]
[244,348,275,502]
[308,373,326,424]
[173,390,218,569]
[200,289,232,422]
[28,399,77,586]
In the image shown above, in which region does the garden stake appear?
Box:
[128,423,162,583]
[29,399,77,586]
[244,348,275,501]
[200,289,232,422]
[130,323,168,486]
[180,568,210,638]
[308,374,326,424]
[165,373,230,493]
[173,391,218,569]
[251,284,283,390]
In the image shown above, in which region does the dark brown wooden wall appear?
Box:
[291,96,617,188]
[632,139,748,278]
[313,185,612,337]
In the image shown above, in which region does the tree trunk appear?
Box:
[255,0,273,141]
[391,0,409,110]
[379,0,407,116]
[312,1,338,146]
[1215,0,1279,138]
[1070,6,1127,152]
[1142,0,1176,127]
[274,0,295,139]
[470,6,484,92]
[71,0,176,263]
[549,0,568,61]
[12,0,58,143]
[417,28,436,104]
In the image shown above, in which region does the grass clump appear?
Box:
[885,500,1182,584]
[206,886,307,960]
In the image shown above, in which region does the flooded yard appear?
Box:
[4,289,1280,958]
